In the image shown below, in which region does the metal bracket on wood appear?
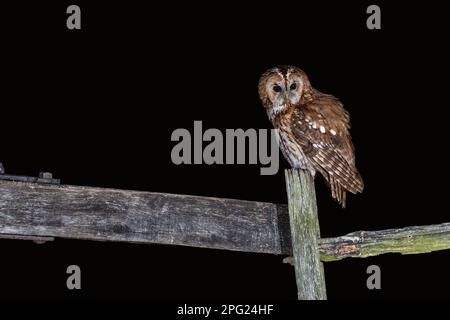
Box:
[0,162,58,244]
[0,162,61,185]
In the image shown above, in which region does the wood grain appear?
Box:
[319,223,450,261]
[0,180,291,254]
[285,169,327,300]
[1,180,449,261]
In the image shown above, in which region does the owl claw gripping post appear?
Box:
[258,66,363,207]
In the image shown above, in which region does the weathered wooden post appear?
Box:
[285,168,327,300]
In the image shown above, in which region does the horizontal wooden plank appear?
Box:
[0,180,292,255]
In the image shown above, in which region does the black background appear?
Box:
[0,1,448,300]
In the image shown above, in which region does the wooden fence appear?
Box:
[0,164,449,299]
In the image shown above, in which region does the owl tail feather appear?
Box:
[329,176,347,208]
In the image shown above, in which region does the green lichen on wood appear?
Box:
[319,223,450,262]
[285,169,327,300]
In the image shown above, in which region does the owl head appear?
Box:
[258,65,313,119]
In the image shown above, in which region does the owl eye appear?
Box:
[290,83,297,90]
[273,85,282,93]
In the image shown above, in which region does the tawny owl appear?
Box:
[258,66,363,207]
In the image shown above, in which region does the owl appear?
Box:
[258,66,363,207]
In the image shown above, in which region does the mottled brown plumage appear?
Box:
[258,65,363,207]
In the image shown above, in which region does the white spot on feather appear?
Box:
[313,143,324,149]
[330,129,337,136]
[320,125,326,133]
[312,121,317,129]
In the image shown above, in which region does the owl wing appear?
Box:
[290,93,363,205]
